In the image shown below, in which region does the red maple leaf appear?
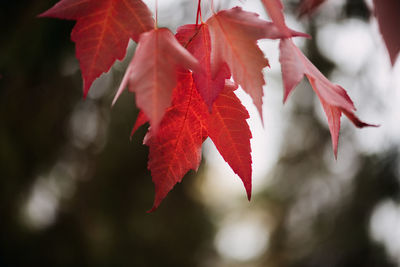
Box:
[113,28,201,133]
[206,7,271,120]
[206,7,308,120]
[262,0,375,157]
[135,72,252,211]
[39,0,154,96]
[176,23,230,110]
[145,72,208,212]
[206,81,252,200]
[279,37,375,157]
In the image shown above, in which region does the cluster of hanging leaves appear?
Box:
[40,0,392,211]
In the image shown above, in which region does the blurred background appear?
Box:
[1,0,400,266]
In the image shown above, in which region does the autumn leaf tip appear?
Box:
[389,54,399,66]
[358,122,380,128]
[283,91,290,104]
[254,102,264,123]
[291,30,311,39]
[111,97,118,107]
[37,12,47,18]
[247,191,252,201]
[148,194,162,213]
[83,82,91,99]
[37,7,63,19]
[147,205,158,213]
[242,173,252,201]
[343,110,379,129]
[37,5,57,18]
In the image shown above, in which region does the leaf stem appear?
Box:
[154,0,158,29]
[196,0,202,25]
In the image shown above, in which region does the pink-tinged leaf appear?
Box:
[146,73,209,212]
[206,7,309,119]
[279,38,376,157]
[206,7,269,119]
[39,0,154,97]
[207,83,253,200]
[261,0,291,37]
[113,28,200,133]
[176,24,231,110]
[309,77,342,157]
[279,39,305,103]
[297,0,327,17]
[130,111,148,139]
[373,0,400,65]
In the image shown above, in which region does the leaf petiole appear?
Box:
[196,0,202,25]
[154,0,158,29]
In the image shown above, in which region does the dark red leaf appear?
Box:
[146,73,208,212]
[176,24,230,110]
[207,82,253,200]
[146,73,253,210]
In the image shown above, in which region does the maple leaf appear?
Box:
[261,0,374,156]
[145,72,209,212]
[39,0,154,97]
[279,38,375,157]
[206,7,308,120]
[113,28,201,133]
[141,72,252,210]
[373,0,400,65]
[207,82,252,200]
[206,7,269,119]
[176,24,230,110]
